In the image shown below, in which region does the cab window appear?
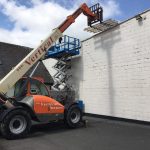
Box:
[14,79,28,97]
[30,79,49,96]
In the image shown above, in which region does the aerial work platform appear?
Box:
[45,35,80,59]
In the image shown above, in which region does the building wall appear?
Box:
[72,10,150,122]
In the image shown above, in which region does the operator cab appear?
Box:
[14,77,50,98]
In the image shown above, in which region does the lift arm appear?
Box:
[0,3,103,94]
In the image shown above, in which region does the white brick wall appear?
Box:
[72,10,150,122]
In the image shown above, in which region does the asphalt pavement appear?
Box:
[1,116,150,150]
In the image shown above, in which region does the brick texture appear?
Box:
[71,10,150,122]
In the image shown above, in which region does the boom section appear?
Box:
[0,3,103,94]
[0,29,62,94]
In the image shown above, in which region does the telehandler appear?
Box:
[0,3,103,139]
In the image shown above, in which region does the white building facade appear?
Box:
[72,10,150,122]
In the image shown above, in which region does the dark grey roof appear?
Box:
[0,42,54,85]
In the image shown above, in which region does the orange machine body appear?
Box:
[33,95,64,114]
[15,77,64,116]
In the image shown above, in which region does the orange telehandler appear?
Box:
[0,3,103,139]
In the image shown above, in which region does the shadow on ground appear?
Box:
[1,117,150,150]
[29,121,70,138]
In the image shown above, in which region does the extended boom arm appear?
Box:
[0,3,103,95]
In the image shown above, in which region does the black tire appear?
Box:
[65,105,82,128]
[1,109,31,140]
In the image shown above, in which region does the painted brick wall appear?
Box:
[71,10,150,122]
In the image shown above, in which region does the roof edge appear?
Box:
[82,8,150,42]
[0,41,32,50]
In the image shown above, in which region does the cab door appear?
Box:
[29,78,64,122]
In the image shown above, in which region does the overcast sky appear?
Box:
[0,0,150,47]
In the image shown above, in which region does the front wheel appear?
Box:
[65,105,82,128]
[1,109,31,140]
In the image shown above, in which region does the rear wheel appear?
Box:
[1,109,31,140]
[65,105,82,128]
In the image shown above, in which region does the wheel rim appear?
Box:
[70,109,81,124]
[9,115,27,134]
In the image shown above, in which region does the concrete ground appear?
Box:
[1,116,150,150]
